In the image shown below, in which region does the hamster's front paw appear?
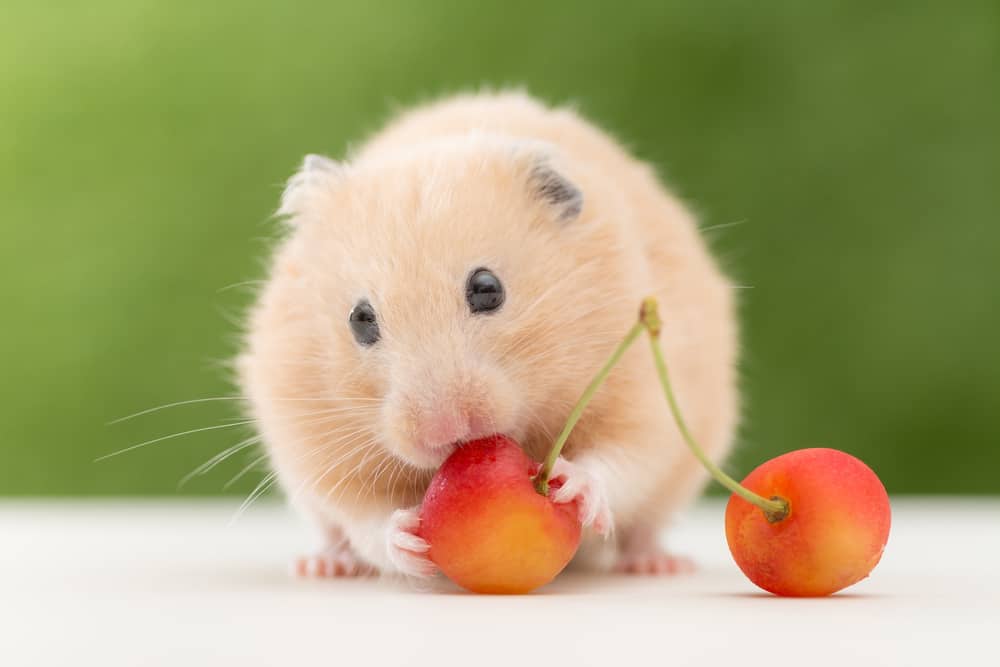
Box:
[386,507,437,579]
[550,457,614,536]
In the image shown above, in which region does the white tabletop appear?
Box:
[2,497,997,666]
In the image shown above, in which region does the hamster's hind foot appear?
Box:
[614,548,695,576]
[292,544,376,578]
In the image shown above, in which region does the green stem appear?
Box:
[533,321,645,495]
[534,296,789,524]
[640,298,789,522]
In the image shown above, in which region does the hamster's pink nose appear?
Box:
[417,407,493,452]
[418,411,469,452]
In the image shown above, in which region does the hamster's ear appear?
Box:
[277,153,344,220]
[528,160,583,222]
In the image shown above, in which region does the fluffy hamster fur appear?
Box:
[238,91,738,576]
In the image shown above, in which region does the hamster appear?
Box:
[238,91,738,578]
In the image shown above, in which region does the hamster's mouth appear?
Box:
[450,432,507,449]
[416,431,511,470]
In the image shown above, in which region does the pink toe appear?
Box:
[617,551,695,576]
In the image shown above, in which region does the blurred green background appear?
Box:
[2,1,997,496]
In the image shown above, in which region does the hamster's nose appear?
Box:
[416,404,494,452]
[419,411,468,451]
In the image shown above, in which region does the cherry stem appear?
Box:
[534,297,789,523]
[533,320,646,496]
[639,298,789,522]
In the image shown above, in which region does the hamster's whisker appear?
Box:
[298,440,377,505]
[557,295,626,322]
[386,462,399,507]
[523,298,626,335]
[314,423,379,450]
[386,459,410,507]
[108,394,381,426]
[216,279,265,293]
[495,305,624,358]
[107,396,249,425]
[223,452,271,490]
[509,336,626,369]
[288,399,382,410]
[283,448,337,507]
[279,409,378,433]
[312,442,376,483]
[402,465,416,500]
[178,435,262,488]
[230,471,280,524]
[94,420,256,462]
[317,426,375,459]
[698,219,747,234]
[327,443,386,505]
[368,453,410,503]
[528,324,635,349]
[291,433,380,503]
[514,329,628,354]
[513,261,600,323]
[303,432,371,473]
[290,405,380,422]
[274,394,381,403]
[513,347,612,371]
[520,400,555,446]
[340,443,384,495]
[365,458,392,501]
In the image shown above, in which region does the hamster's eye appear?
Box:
[466,268,504,314]
[348,300,380,346]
